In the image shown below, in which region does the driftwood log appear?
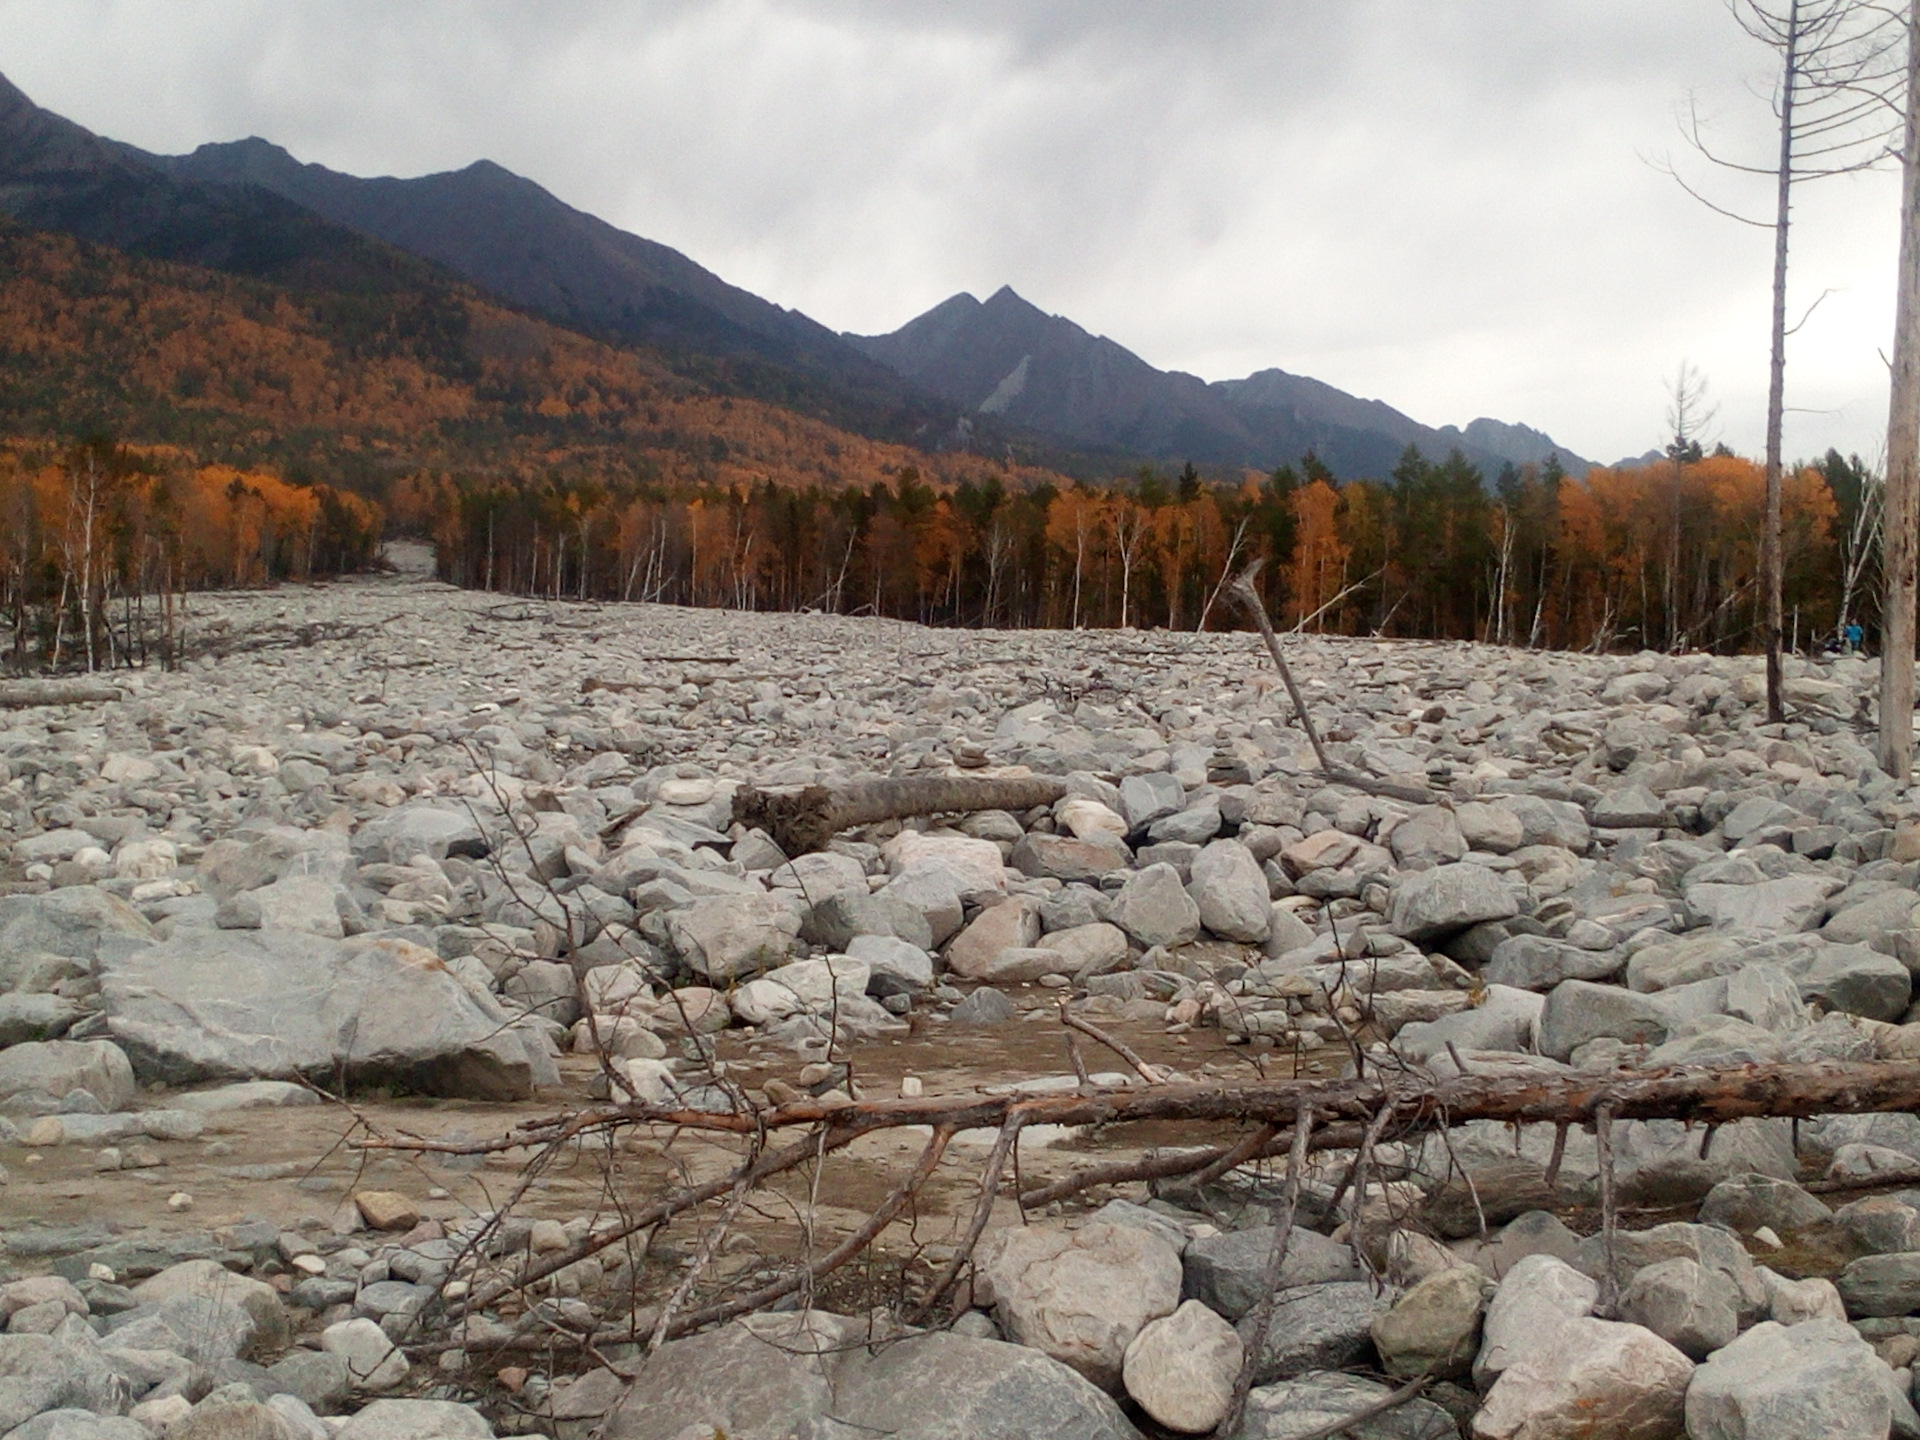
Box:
[732,773,1069,856]
[0,679,125,707]
[613,1056,1920,1135]
[375,1058,1920,1153]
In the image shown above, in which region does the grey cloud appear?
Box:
[0,0,1901,465]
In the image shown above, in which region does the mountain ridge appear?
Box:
[849,286,1594,480]
[143,134,945,440]
[1,68,1599,484]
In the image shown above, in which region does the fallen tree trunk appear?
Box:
[0,678,126,707]
[378,1058,1920,1152]
[379,1056,1920,1351]
[732,773,1068,855]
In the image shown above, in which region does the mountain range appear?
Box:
[848,287,1591,479]
[0,70,1594,482]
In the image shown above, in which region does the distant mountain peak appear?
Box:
[852,287,1593,480]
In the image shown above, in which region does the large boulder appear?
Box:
[0,1040,136,1113]
[1501,795,1592,853]
[130,1260,288,1357]
[1778,941,1912,1021]
[0,889,152,979]
[1537,980,1671,1061]
[1388,863,1517,944]
[1395,986,1543,1062]
[1111,865,1202,950]
[668,894,803,980]
[600,1311,1139,1440]
[0,1334,131,1434]
[1236,1371,1457,1439]
[348,806,484,865]
[945,896,1043,980]
[1471,1317,1692,1440]
[1237,1282,1391,1383]
[1187,841,1272,943]
[981,1221,1183,1390]
[1370,1266,1484,1379]
[1685,1318,1893,1440]
[1574,1223,1767,1325]
[1686,875,1842,935]
[1388,806,1467,869]
[1697,1173,1833,1236]
[1473,1253,1597,1391]
[99,931,538,1099]
[1618,1256,1739,1360]
[1182,1226,1362,1321]
[333,1401,493,1440]
[1837,1251,1920,1317]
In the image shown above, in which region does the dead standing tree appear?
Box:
[1883,0,1920,782]
[1669,0,1905,722]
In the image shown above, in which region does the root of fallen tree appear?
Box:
[731,773,1068,855]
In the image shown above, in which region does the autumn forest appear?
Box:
[0,219,1885,671]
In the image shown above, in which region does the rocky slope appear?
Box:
[3,549,1920,1437]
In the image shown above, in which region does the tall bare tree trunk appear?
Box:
[1763,2,1800,725]
[1880,0,1920,782]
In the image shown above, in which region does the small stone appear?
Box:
[320,1316,409,1392]
[950,987,1015,1025]
[353,1191,420,1232]
[167,1191,194,1212]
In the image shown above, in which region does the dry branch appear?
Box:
[1015,1121,1369,1210]
[1058,1005,1167,1084]
[1229,562,1437,805]
[732,773,1068,855]
[1216,1105,1314,1438]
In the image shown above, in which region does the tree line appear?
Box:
[0,437,383,672]
[390,443,1876,654]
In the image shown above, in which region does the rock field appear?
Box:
[9,545,1920,1437]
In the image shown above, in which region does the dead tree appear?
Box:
[1883,0,1920,782]
[1669,0,1904,721]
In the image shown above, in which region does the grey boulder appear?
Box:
[1188,841,1272,943]
[1112,864,1202,949]
[1387,863,1517,945]
[600,1311,1139,1440]
[0,1040,136,1113]
[1235,1371,1455,1438]
[1237,1281,1390,1383]
[100,932,538,1100]
[1183,1227,1361,1322]
[1685,1318,1893,1440]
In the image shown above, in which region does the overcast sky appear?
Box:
[0,0,1908,467]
